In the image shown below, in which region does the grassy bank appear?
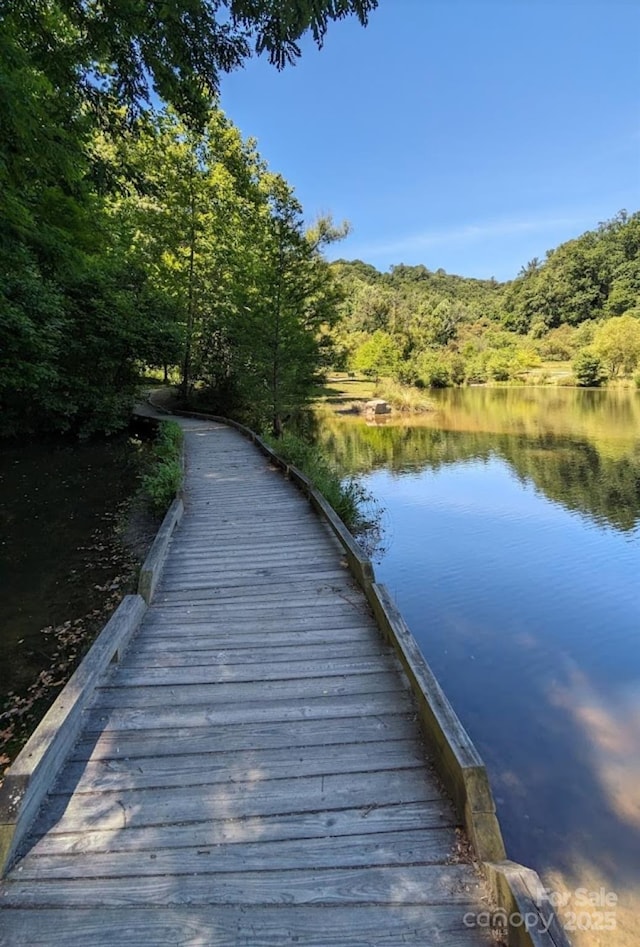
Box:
[314,373,433,414]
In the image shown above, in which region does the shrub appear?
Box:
[141,421,183,512]
[536,325,578,361]
[448,354,466,386]
[415,351,451,388]
[487,351,513,381]
[572,349,607,387]
[374,379,433,413]
[464,353,489,384]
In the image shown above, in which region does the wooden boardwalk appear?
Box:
[0,419,494,946]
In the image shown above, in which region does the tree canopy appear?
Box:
[2,0,637,441]
[0,0,362,437]
[4,0,378,124]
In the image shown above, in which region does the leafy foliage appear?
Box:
[267,431,369,530]
[352,331,401,379]
[591,314,640,377]
[113,109,347,433]
[330,212,640,390]
[0,1,372,438]
[502,211,640,332]
[572,350,605,387]
[5,0,378,125]
[141,422,184,512]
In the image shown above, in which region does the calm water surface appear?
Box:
[320,388,640,944]
[0,435,142,704]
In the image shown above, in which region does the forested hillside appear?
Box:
[332,211,640,388]
[0,1,374,438]
[3,0,637,443]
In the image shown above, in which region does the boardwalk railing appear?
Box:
[0,596,147,871]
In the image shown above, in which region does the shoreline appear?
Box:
[314,373,638,417]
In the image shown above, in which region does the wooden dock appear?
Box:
[0,417,496,945]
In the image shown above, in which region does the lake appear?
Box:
[319,387,640,946]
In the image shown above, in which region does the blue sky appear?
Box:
[220,1,640,281]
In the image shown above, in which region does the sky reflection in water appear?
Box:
[320,388,640,945]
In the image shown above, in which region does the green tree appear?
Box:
[109,107,347,432]
[0,1,377,436]
[487,350,513,381]
[0,19,179,435]
[231,181,348,434]
[592,313,640,377]
[573,350,606,387]
[537,325,578,361]
[352,331,401,380]
[111,108,267,398]
[415,351,451,388]
[501,211,640,334]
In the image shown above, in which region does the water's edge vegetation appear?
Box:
[262,430,372,533]
[141,421,184,512]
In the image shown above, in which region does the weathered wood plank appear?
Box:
[84,690,415,731]
[92,681,405,711]
[25,800,457,856]
[156,577,352,595]
[72,713,418,760]
[1,863,484,908]
[38,768,440,834]
[157,564,352,580]
[128,624,375,648]
[91,671,404,709]
[137,613,374,634]
[161,545,344,560]
[147,599,370,618]
[0,904,491,947]
[153,585,359,606]
[169,518,330,531]
[168,530,331,544]
[175,508,312,535]
[157,561,341,579]
[104,655,396,686]
[124,639,387,667]
[169,523,327,542]
[138,498,183,603]
[170,541,332,554]
[57,739,427,794]
[489,860,571,947]
[14,828,455,879]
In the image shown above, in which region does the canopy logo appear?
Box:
[463,887,618,934]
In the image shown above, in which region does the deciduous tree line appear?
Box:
[332,212,640,388]
[1,0,375,436]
